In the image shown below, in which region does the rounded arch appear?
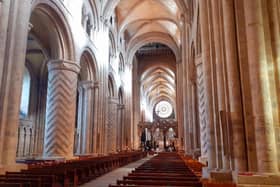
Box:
[118,86,124,104]
[81,0,99,35]
[108,73,117,97]
[119,53,125,73]
[88,0,100,31]
[189,42,196,82]
[109,30,117,58]
[127,32,180,65]
[79,48,99,82]
[30,0,75,60]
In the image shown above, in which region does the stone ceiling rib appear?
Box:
[116,0,182,48]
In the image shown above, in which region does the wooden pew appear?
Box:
[0,151,146,187]
[109,152,202,187]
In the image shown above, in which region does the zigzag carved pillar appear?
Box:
[43,60,80,159]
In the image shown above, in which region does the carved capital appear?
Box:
[117,104,125,110]
[94,81,99,88]
[48,60,80,74]
[78,80,95,90]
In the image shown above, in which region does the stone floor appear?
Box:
[80,155,152,187]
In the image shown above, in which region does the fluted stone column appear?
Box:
[244,0,278,173]
[267,0,280,169]
[199,0,217,169]
[117,104,125,151]
[76,81,94,155]
[93,82,99,153]
[176,60,184,151]
[211,0,227,170]
[222,0,247,171]
[43,60,80,159]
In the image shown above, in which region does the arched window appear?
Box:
[119,54,125,73]
[108,76,114,97]
[20,67,31,118]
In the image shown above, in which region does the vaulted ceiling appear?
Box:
[137,43,176,120]
[105,0,184,120]
[140,64,176,108]
[116,0,183,46]
[103,0,188,56]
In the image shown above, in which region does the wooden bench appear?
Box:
[109,152,202,187]
[0,151,146,187]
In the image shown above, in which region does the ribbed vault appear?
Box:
[110,0,186,61]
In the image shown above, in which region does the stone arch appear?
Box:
[119,53,125,73]
[127,32,180,65]
[79,48,99,82]
[109,30,117,58]
[17,30,51,158]
[81,0,99,36]
[74,48,99,155]
[118,86,124,104]
[21,0,77,157]
[30,0,75,60]
[108,73,117,97]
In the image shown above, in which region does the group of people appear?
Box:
[142,140,176,152]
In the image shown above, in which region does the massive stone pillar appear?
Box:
[210,0,226,169]
[176,60,185,151]
[43,60,80,159]
[76,81,94,155]
[243,0,278,173]
[0,0,31,173]
[267,0,280,169]
[222,0,247,171]
[198,0,217,169]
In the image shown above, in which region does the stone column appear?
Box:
[199,0,217,169]
[0,0,31,172]
[222,0,247,171]
[267,0,280,169]
[76,81,94,155]
[176,60,184,151]
[107,97,118,153]
[43,60,80,159]
[93,82,99,153]
[210,0,226,170]
[116,104,124,151]
[243,0,278,172]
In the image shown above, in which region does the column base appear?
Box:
[41,155,79,161]
[202,167,233,181]
[199,156,208,165]
[0,163,27,175]
[234,172,280,187]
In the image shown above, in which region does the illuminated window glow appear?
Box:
[155,101,173,118]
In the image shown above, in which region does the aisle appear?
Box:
[80,155,152,187]
[109,152,202,187]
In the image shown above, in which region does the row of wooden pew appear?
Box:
[180,155,236,187]
[180,155,205,177]
[109,152,202,187]
[0,151,146,187]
